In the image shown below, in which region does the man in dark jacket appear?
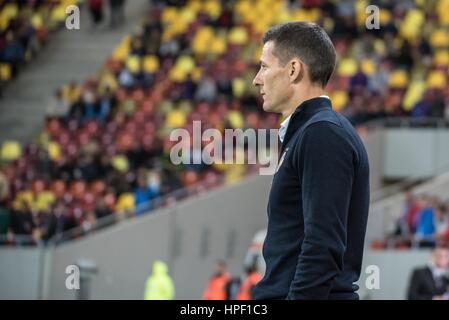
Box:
[408,247,449,300]
[252,22,370,300]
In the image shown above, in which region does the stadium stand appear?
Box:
[2,0,449,246]
[0,0,82,92]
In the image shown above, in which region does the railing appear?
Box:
[0,234,43,247]
[43,167,269,246]
[0,175,229,248]
[362,117,449,131]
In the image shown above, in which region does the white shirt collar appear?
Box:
[278,95,330,143]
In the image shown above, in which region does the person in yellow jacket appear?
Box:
[144,260,175,300]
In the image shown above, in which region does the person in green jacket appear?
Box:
[144,260,175,300]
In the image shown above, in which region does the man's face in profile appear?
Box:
[252,41,293,114]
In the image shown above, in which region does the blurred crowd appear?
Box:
[0,0,81,91]
[372,193,449,249]
[3,0,449,245]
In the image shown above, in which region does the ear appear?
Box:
[288,59,304,84]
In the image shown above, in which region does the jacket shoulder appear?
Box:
[303,109,343,130]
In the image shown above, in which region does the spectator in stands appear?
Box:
[46,89,70,119]
[88,0,105,28]
[133,170,158,215]
[10,0,449,247]
[0,168,8,201]
[435,202,449,246]
[394,192,421,241]
[109,0,126,29]
[0,32,25,76]
[414,195,436,247]
[412,89,445,118]
[0,169,9,240]
[405,193,422,234]
[94,198,113,220]
[408,247,449,300]
[203,260,231,300]
[98,86,116,124]
[9,200,33,238]
[0,203,9,241]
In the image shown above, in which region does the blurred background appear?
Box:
[1,0,449,300]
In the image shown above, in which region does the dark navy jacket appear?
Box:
[253,97,370,300]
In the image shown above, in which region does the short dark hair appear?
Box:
[262,21,336,87]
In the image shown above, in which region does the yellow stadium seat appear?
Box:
[228,27,248,45]
[275,9,291,24]
[169,66,187,83]
[232,78,246,98]
[202,0,222,19]
[430,29,449,48]
[171,18,189,35]
[379,9,392,25]
[112,36,131,61]
[191,67,203,82]
[427,71,447,88]
[99,71,119,93]
[389,70,409,88]
[162,7,178,24]
[186,0,202,14]
[210,37,227,55]
[180,6,196,24]
[111,155,129,173]
[355,0,368,26]
[227,110,244,129]
[3,4,19,20]
[126,55,141,73]
[437,0,449,26]
[142,55,160,73]
[1,141,21,161]
[361,59,376,76]
[176,55,195,74]
[192,26,214,54]
[166,109,187,128]
[0,3,19,31]
[400,9,424,40]
[433,50,449,66]
[337,58,358,77]
[51,5,68,23]
[331,91,349,112]
[31,13,44,29]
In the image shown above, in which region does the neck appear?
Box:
[281,85,327,118]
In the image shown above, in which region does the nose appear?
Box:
[253,70,262,87]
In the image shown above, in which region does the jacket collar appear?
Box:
[280,96,333,153]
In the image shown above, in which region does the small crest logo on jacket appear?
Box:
[276,147,289,173]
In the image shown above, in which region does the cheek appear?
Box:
[269,72,288,93]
